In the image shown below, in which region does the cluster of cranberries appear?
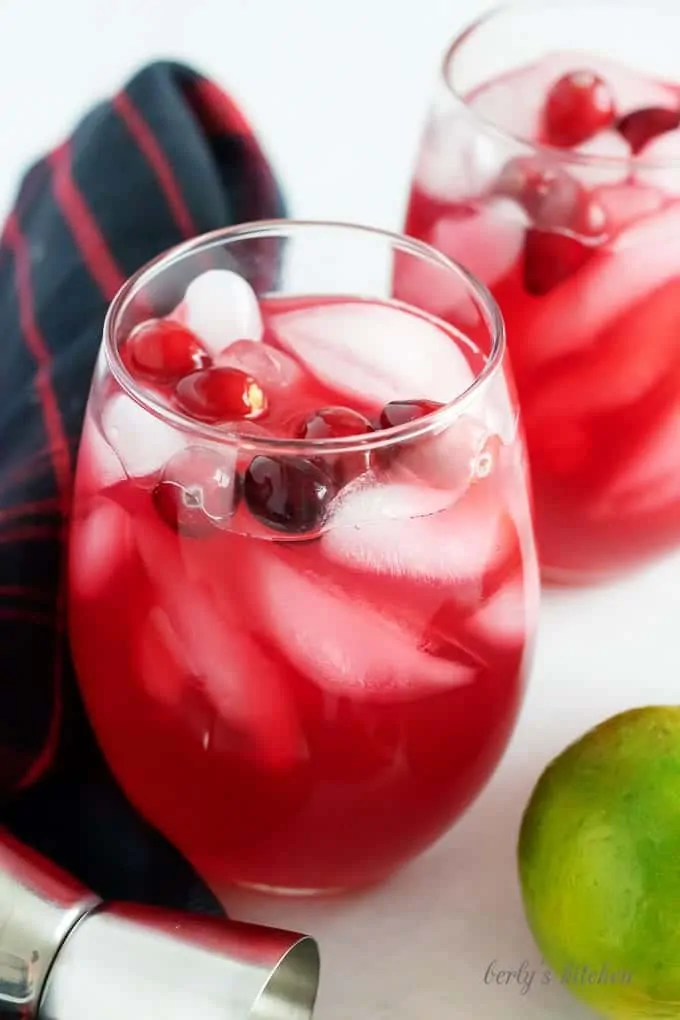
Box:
[123,319,440,537]
[495,70,680,295]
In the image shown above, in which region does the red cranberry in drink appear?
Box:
[523,192,608,296]
[495,158,585,231]
[616,106,680,154]
[125,319,211,382]
[498,159,609,297]
[295,406,375,441]
[152,446,241,537]
[175,367,267,423]
[375,400,445,471]
[542,71,615,147]
[524,231,590,296]
[379,400,443,429]
[244,455,336,535]
[295,406,376,486]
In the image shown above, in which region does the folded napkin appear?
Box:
[0,62,286,911]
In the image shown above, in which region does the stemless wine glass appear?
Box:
[68,220,538,897]
[404,3,680,583]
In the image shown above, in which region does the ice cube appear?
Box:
[525,275,680,417]
[323,476,510,584]
[634,130,680,196]
[467,574,526,651]
[570,130,631,186]
[179,270,263,356]
[102,394,187,478]
[216,338,302,389]
[521,203,680,367]
[136,607,188,707]
[70,499,133,600]
[134,522,304,767]
[415,110,505,202]
[271,301,475,406]
[480,368,519,444]
[591,403,680,519]
[79,414,126,492]
[429,200,527,290]
[389,415,496,492]
[594,183,665,234]
[251,548,476,699]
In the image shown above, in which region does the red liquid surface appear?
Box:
[404,52,680,581]
[69,293,536,894]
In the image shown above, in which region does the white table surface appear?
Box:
[2,1,679,1017]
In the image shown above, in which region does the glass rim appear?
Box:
[442,1,680,172]
[103,218,506,457]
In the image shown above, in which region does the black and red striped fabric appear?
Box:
[0,62,285,911]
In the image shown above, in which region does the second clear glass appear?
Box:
[404,2,680,584]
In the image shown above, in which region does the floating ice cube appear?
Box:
[179,270,263,356]
[70,499,132,599]
[634,130,680,196]
[390,415,495,492]
[570,130,631,187]
[271,301,475,406]
[216,338,302,390]
[323,477,509,584]
[521,203,680,367]
[430,200,527,290]
[252,549,476,699]
[415,110,505,202]
[102,394,187,478]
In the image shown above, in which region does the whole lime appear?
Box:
[518,706,680,1018]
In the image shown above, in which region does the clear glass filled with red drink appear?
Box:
[404,3,680,583]
[68,221,538,896]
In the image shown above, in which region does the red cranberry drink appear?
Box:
[404,5,680,582]
[68,222,538,895]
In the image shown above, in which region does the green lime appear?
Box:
[518,706,680,1019]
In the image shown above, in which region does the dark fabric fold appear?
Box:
[0,61,286,910]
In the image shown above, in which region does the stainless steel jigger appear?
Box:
[0,832,320,1019]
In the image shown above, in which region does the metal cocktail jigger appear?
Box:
[0,832,320,1019]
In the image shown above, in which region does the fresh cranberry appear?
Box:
[295,406,375,441]
[295,406,375,485]
[124,319,210,382]
[616,106,680,154]
[523,231,593,296]
[496,158,585,231]
[379,400,443,429]
[244,456,336,535]
[520,186,608,296]
[175,367,267,423]
[542,71,615,147]
[152,447,241,537]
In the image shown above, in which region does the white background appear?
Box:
[1,1,679,1018]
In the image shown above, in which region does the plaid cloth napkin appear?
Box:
[0,61,286,911]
